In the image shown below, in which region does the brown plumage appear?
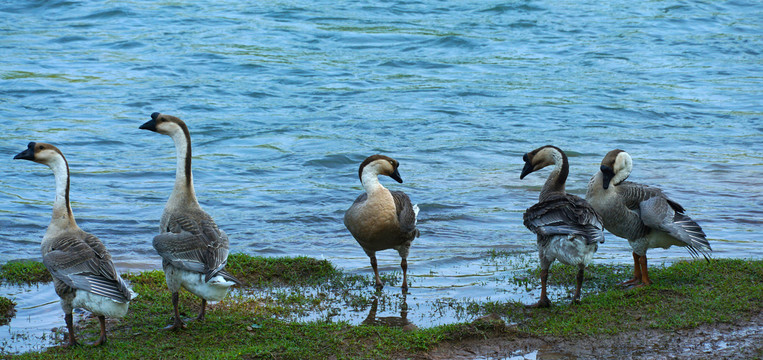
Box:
[344,155,419,291]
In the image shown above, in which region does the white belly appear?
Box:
[72,290,131,318]
[540,235,598,267]
[165,265,235,301]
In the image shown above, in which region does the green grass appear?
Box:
[0,260,51,284]
[4,255,763,359]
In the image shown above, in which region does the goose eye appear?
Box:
[38,145,44,150]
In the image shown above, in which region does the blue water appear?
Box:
[0,0,761,353]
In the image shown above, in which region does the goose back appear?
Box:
[523,193,605,247]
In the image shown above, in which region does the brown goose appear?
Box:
[586,149,711,286]
[139,112,238,330]
[520,145,604,307]
[344,155,419,291]
[13,142,135,347]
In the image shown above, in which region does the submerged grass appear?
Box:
[0,297,15,326]
[4,255,763,359]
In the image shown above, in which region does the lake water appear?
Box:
[0,0,761,354]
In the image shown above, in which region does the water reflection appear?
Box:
[361,291,417,331]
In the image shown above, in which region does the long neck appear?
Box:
[361,168,386,195]
[167,127,197,206]
[47,155,77,232]
[539,150,568,201]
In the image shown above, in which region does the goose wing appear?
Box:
[154,211,237,283]
[523,193,604,245]
[391,190,419,240]
[635,191,711,259]
[43,231,132,302]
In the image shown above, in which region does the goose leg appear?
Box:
[164,292,187,331]
[638,254,653,286]
[400,257,408,292]
[528,268,551,308]
[572,266,585,303]
[197,299,207,321]
[64,313,79,347]
[92,315,107,346]
[619,252,642,286]
[370,255,383,291]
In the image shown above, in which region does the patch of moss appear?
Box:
[225,253,342,287]
[0,296,16,325]
[0,260,51,284]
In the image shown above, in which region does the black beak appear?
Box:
[13,142,36,161]
[520,160,534,179]
[601,165,614,190]
[390,168,403,183]
[139,119,157,131]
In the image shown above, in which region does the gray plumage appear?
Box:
[520,145,603,307]
[523,193,605,247]
[154,209,236,283]
[586,149,711,286]
[44,230,133,303]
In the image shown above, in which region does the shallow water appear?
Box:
[0,0,761,354]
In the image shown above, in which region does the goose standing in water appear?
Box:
[139,112,238,330]
[344,155,419,291]
[520,145,604,307]
[13,142,135,346]
[586,149,711,287]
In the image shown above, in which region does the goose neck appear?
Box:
[47,154,77,232]
[539,151,568,200]
[169,127,197,204]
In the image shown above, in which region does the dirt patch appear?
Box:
[413,312,763,360]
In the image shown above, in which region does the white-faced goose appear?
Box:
[344,155,419,291]
[586,149,711,286]
[139,112,239,330]
[520,145,604,307]
[13,142,135,347]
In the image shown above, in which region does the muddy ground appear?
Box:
[414,312,763,360]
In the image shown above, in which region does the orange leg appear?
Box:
[638,254,653,286]
[619,252,642,286]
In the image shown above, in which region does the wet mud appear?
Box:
[415,312,763,360]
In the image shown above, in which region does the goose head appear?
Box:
[599,149,632,189]
[520,145,564,179]
[358,154,403,184]
[139,112,188,137]
[13,142,66,167]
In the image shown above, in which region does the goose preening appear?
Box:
[139,112,239,330]
[520,145,604,308]
[586,149,711,287]
[344,155,420,291]
[13,142,135,347]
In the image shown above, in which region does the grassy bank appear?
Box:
[4,255,763,359]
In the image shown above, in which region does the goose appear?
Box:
[13,142,135,347]
[344,155,419,291]
[586,149,711,286]
[139,112,238,330]
[520,145,604,307]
